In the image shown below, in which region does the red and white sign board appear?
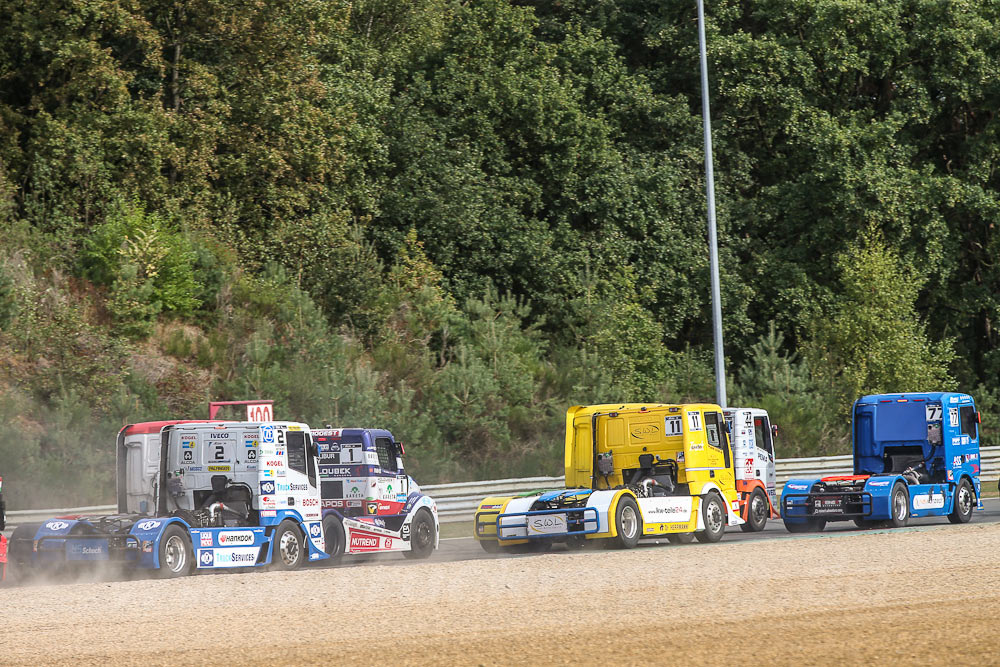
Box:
[246,403,273,422]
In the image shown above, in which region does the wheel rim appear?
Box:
[163,535,186,573]
[621,505,638,539]
[279,530,300,565]
[751,494,767,525]
[894,491,907,521]
[958,486,972,515]
[414,518,432,549]
[706,499,724,534]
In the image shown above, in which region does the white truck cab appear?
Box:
[723,407,779,531]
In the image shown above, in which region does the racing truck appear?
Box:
[724,408,779,531]
[313,428,438,560]
[9,420,330,578]
[781,392,982,532]
[474,403,744,551]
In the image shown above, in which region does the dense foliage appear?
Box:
[0,0,997,507]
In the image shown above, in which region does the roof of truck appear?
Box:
[119,420,217,435]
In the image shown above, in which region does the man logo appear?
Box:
[200,550,214,566]
[136,520,161,531]
[45,521,70,531]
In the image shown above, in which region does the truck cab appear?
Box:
[312,428,438,560]
[475,403,744,551]
[724,408,779,531]
[781,392,982,531]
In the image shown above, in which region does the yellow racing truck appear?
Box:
[474,403,743,551]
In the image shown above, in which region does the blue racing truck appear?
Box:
[8,420,330,578]
[781,392,982,532]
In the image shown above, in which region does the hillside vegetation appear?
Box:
[0,0,997,508]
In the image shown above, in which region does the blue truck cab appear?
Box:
[781,392,982,532]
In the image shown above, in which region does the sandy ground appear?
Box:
[2,524,999,665]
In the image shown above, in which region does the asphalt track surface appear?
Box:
[4,497,1000,581]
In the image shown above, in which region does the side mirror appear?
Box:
[397,441,405,455]
[311,442,319,458]
[771,424,779,439]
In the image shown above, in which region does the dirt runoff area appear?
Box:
[3,524,1000,666]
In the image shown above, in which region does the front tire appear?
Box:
[612,497,641,549]
[322,514,345,562]
[695,493,726,543]
[403,509,436,559]
[157,525,193,578]
[948,479,975,524]
[888,482,910,528]
[740,489,769,532]
[270,521,304,570]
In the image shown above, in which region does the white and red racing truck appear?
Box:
[724,408,779,531]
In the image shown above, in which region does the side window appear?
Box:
[375,437,398,473]
[286,431,307,476]
[960,406,978,440]
[754,416,773,456]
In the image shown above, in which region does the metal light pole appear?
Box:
[697,0,727,407]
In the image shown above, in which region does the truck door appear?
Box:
[704,411,736,492]
[753,414,777,501]
[280,426,321,522]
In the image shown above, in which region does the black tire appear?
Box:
[270,521,304,570]
[948,479,975,524]
[157,525,193,579]
[740,489,769,533]
[666,532,695,545]
[612,497,642,549]
[322,514,345,561]
[478,538,500,553]
[695,493,726,543]
[403,509,436,559]
[784,518,826,533]
[888,482,910,528]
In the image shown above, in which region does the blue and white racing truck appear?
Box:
[781,392,983,532]
[9,420,330,578]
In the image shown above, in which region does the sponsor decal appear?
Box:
[200,550,215,566]
[785,483,808,491]
[262,469,274,479]
[953,456,963,468]
[348,500,362,508]
[689,443,704,451]
[182,450,195,463]
[952,436,962,446]
[668,523,689,531]
[367,502,379,515]
[275,449,285,457]
[265,460,284,467]
[744,458,754,476]
[676,451,684,463]
[188,466,203,472]
[913,493,946,510]
[947,470,954,481]
[218,531,255,546]
[136,520,161,531]
[69,543,108,557]
[351,535,380,550]
[384,537,393,549]
[479,504,503,511]
[686,411,703,431]
[309,523,322,538]
[966,453,979,462]
[45,521,70,531]
[200,532,213,547]
[275,482,308,493]
[214,549,258,566]
[323,499,345,509]
[209,432,231,439]
[244,437,257,448]
[949,407,959,427]
[181,438,196,449]
[260,480,277,495]
[260,510,276,517]
[321,466,353,477]
[378,502,397,512]
[867,479,892,487]
[302,498,319,507]
[208,465,231,472]
[262,426,275,444]
[401,524,410,537]
[630,423,660,439]
[962,435,970,445]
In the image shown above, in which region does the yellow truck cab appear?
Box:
[475,403,743,551]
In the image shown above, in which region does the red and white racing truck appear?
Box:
[724,408,779,532]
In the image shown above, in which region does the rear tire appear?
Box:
[403,509,436,559]
[740,489,769,532]
[270,521,304,570]
[948,479,974,524]
[322,514,345,562]
[888,482,910,528]
[157,525,193,579]
[666,532,695,545]
[613,497,641,549]
[695,493,726,543]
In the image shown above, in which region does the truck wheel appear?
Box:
[740,489,769,533]
[478,539,500,553]
[695,493,726,543]
[613,497,642,548]
[322,514,345,561]
[948,479,975,524]
[271,521,304,570]
[888,482,910,528]
[157,525,193,578]
[666,532,695,545]
[403,509,436,559]
[784,518,826,533]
